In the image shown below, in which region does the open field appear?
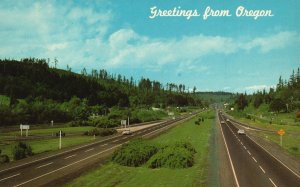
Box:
[66,111,213,187]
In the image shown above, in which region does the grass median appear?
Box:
[66,111,214,187]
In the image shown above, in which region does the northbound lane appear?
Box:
[218,112,300,187]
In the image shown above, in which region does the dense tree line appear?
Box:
[235,67,300,113]
[0,58,203,126]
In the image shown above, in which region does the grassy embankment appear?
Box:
[66,111,214,187]
[228,104,300,156]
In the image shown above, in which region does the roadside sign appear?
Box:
[277,129,285,147]
[20,124,30,137]
[277,129,285,136]
[20,124,30,130]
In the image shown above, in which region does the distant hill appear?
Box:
[196,91,235,104]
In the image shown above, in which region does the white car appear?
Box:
[237,129,245,135]
[226,119,230,122]
[122,129,132,135]
[220,121,225,124]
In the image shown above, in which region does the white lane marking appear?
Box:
[225,114,300,179]
[247,150,251,155]
[112,139,118,143]
[243,146,247,150]
[36,162,53,169]
[15,144,122,187]
[0,173,20,182]
[0,133,124,174]
[252,157,257,163]
[241,142,243,146]
[101,143,108,147]
[219,120,240,187]
[84,148,94,152]
[259,165,265,174]
[269,178,277,187]
[64,154,76,159]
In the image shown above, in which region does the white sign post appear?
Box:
[20,124,30,137]
[59,130,62,149]
[121,120,127,128]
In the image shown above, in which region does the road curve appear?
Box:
[218,112,300,187]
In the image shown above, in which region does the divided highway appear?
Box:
[218,112,300,187]
[0,115,193,187]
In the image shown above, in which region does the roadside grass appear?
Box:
[228,108,300,157]
[0,95,10,106]
[66,111,213,187]
[256,131,300,156]
[0,135,99,160]
[0,126,95,138]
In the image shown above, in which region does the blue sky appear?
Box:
[0,0,300,93]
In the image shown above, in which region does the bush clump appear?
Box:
[147,142,196,169]
[0,150,10,164]
[12,142,33,160]
[84,128,117,137]
[111,139,158,167]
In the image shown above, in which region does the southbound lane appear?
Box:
[0,116,193,187]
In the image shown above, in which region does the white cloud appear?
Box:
[244,85,275,93]
[0,1,299,75]
[243,31,300,53]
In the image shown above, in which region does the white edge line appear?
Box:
[269,178,277,187]
[36,162,53,169]
[218,117,240,187]
[0,173,20,182]
[252,157,257,163]
[14,144,122,187]
[246,133,300,179]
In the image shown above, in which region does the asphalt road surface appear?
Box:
[218,112,300,187]
[0,116,193,187]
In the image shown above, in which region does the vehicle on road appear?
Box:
[226,119,230,122]
[220,121,225,124]
[122,129,132,135]
[237,129,245,135]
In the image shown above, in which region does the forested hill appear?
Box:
[0,58,203,108]
[0,58,205,126]
[196,91,235,104]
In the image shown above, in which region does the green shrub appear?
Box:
[12,142,33,160]
[147,142,196,169]
[99,128,117,136]
[0,155,10,164]
[111,139,158,167]
[83,128,117,136]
